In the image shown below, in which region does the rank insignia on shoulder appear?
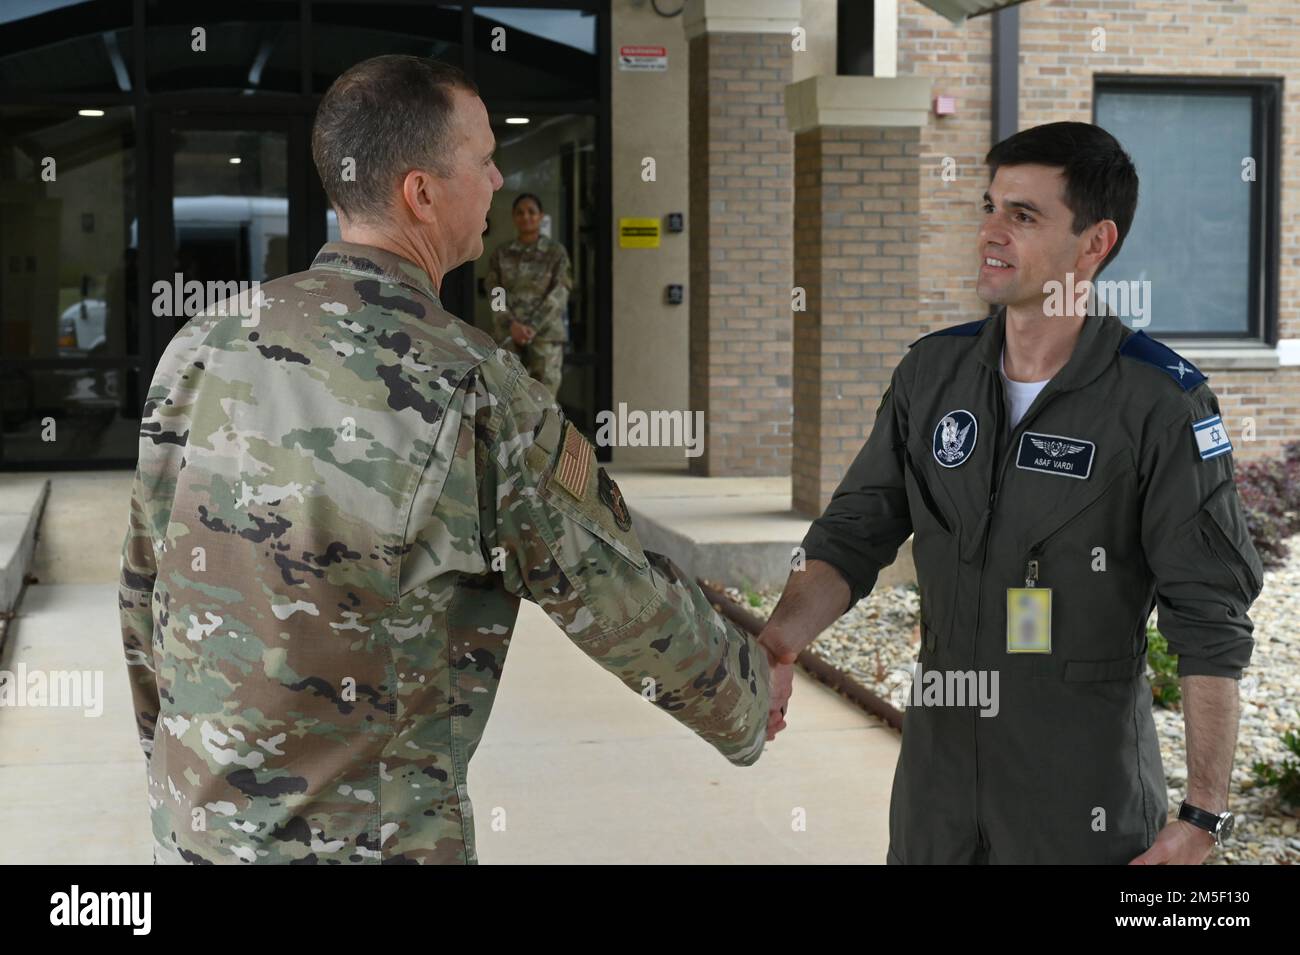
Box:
[1192,414,1233,460]
[597,467,633,531]
[552,421,592,498]
[1118,330,1207,391]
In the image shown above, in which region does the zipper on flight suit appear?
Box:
[969,368,1067,854]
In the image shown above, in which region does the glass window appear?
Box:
[311,3,463,93]
[169,125,289,284]
[472,7,597,102]
[0,105,137,362]
[1095,87,1258,336]
[145,0,300,93]
[475,112,595,416]
[0,105,139,463]
[1,366,141,462]
[0,0,134,94]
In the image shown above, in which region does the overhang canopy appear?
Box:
[914,0,1035,25]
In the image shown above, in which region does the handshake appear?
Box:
[759,624,803,744]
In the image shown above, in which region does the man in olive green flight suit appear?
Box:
[762,122,1263,864]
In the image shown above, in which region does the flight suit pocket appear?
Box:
[1196,479,1263,604]
[903,448,953,534]
[904,451,957,649]
[1063,655,1144,682]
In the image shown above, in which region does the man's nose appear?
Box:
[978,216,1008,249]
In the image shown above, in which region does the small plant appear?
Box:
[738,579,763,609]
[1251,730,1300,812]
[1235,439,1300,569]
[1146,625,1181,709]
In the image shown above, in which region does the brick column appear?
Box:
[684,0,800,476]
[785,76,932,516]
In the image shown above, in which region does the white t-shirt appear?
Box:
[1000,346,1050,430]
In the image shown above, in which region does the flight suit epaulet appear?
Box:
[1117,330,1207,391]
[908,318,988,349]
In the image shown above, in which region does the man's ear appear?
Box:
[1078,219,1118,281]
[401,169,440,225]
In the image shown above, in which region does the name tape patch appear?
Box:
[1193,415,1232,460]
[1015,431,1096,480]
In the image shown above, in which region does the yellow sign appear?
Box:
[619,217,660,248]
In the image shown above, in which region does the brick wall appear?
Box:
[688,30,794,476]
[896,0,1300,459]
[792,125,922,514]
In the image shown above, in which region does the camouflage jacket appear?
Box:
[485,235,571,344]
[119,240,769,865]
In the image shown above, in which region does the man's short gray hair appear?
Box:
[312,54,480,223]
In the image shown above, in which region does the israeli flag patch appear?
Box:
[1192,415,1233,460]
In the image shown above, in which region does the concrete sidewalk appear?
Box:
[0,471,900,864]
[612,464,916,592]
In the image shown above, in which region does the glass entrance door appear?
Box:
[149,111,308,358]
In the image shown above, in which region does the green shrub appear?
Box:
[1251,731,1300,811]
[1146,625,1181,709]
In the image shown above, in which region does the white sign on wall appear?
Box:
[619,45,667,71]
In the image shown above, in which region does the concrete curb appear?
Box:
[629,503,916,592]
[0,478,50,615]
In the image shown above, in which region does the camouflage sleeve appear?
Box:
[484,247,511,343]
[119,464,160,759]
[525,244,571,342]
[476,356,770,765]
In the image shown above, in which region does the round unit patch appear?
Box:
[933,409,978,468]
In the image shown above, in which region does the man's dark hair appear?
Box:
[312,55,480,223]
[985,121,1139,275]
[512,193,543,214]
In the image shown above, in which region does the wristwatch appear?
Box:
[1178,800,1235,845]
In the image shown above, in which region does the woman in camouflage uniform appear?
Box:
[486,193,572,397]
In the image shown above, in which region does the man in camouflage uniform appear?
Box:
[118,55,787,865]
[485,209,571,398]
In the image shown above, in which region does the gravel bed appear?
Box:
[727,540,1300,865]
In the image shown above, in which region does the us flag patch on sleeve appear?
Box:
[553,421,593,498]
[1192,414,1233,460]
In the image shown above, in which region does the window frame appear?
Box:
[1092,74,1282,346]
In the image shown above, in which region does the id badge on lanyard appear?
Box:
[1007,559,1052,653]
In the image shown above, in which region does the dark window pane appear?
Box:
[311,3,462,94]
[1,364,141,462]
[145,0,300,94]
[0,106,138,362]
[170,127,289,284]
[473,7,597,102]
[474,112,595,420]
[1096,89,1255,336]
[0,0,134,94]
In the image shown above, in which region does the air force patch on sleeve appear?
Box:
[933,409,977,467]
[1193,415,1233,460]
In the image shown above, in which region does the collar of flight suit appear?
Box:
[310,241,444,308]
[957,305,1132,565]
[973,304,1129,400]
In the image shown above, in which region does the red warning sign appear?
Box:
[619,45,667,72]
